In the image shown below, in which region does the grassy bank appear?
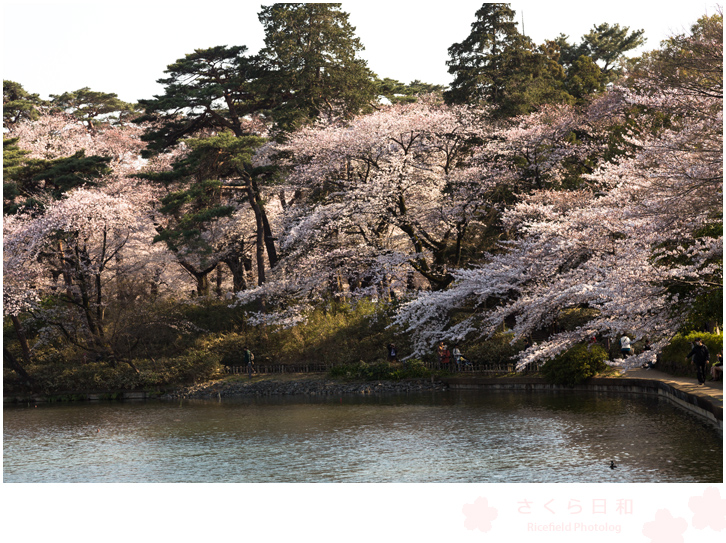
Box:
[4,298,722,396]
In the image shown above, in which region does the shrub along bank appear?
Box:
[3,299,722,396]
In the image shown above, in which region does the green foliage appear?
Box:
[143,132,268,281]
[555,23,645,81]
[49,87,136,129]
[3,351,222,395]
[257,3,377,132]
[3,80,45,128]
[142,131,265,191]
[444,3,574,116]
[445,3,520,106]
[328,359,431,381]
[3,137,31,214]
[3,137,30,178]
[154,179,236,244]
[136,45,265,154]
[374,78,445,104]
[5,150,112,214]
[565,55,605,101]
[540,344,608,386]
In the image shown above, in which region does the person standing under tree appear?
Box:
[440,343,452,368]
[686,338,710,386]
[387,343,398,363]
[244,347,256,378]
[437,341,452,368]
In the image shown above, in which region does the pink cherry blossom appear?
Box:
[689,486,726,531]
[462,496,498,532]
[642,509,688,543]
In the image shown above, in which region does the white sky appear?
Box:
[2,1,716,103]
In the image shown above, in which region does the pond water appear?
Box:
[3,390,722,483]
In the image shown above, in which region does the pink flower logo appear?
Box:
[462,497,498,532]
[642,509,688,543]
[689,486,726,531]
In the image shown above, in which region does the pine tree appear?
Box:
[3,137,31,214]
[3,80,45,128]
[136,45,266,154]
[445,3,573,116]
[137,45,277,288]
[555,23,645,82]
[4,150,111,215]
[49,87,136,131]
[445,3,521,108]
[257,3,377,132]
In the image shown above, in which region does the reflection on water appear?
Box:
[3,390,722,483]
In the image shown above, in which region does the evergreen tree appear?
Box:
[580,23,645,79]
[49,87,136,131]
[3,137,31,214]
[445,3,573,116]
[445,3,521,107]
[565,55,605,101]
[555,23,645,82]
[136,45,267,154]
[3,80,45,128]
[257,3,377,132]
[147,132,270,291]
[4,151,111,215]
[137,45,279,288]
[374,78,445,104]
[3,137,30,182]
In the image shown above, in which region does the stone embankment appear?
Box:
[161,377,447,399]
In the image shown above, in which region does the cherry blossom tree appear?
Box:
[393,16,722,370]
[281,98,495,280]
[231,98,501,323]
[8,111,146,173]
[3,182,180,370]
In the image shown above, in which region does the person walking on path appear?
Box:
[452,344,470,371]
[244,347,256,378]
[686,338,710,385]
[620,335,633,357]
[387,343,398,363]
[437,341,451,369]
[711,352,722,381]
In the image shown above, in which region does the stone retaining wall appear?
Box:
[7,376,721,437]
[443,376,723,434]
[161,377,447,399]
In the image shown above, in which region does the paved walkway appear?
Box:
[619,368,723,408]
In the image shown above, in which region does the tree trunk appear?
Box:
[246,183,267,285]
[10,315,32,367]
[223,255,251,292]
[215,266,224,297]
[179,261,216,297]
[250,177,278,269]
[3,347,33,386]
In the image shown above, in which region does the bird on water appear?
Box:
[610,461,617,469]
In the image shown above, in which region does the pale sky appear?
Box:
[2,1,716,103]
